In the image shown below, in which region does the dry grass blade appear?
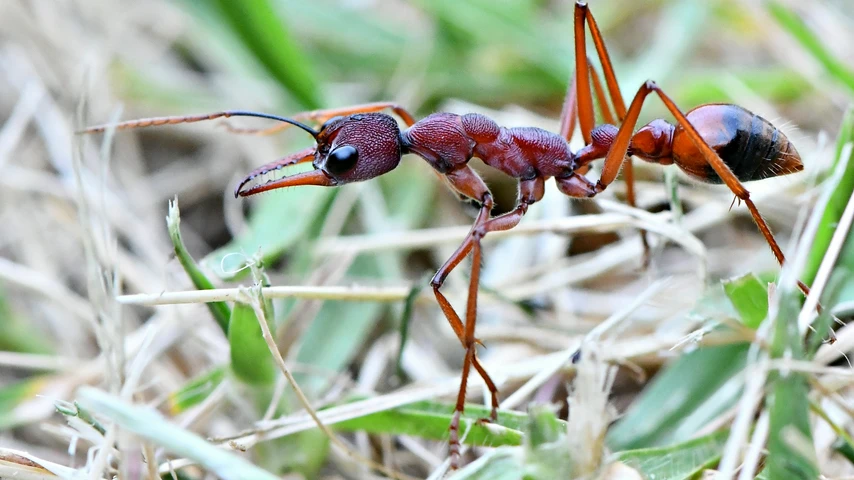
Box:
[116,284,412,306]
[237,284,418,480]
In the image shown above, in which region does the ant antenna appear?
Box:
[78,110,320,139]
[225,111,319,139]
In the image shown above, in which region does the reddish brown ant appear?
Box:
[82,1,810,469]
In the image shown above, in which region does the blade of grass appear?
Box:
[611,429,730,480]
[0,377,49,429]
[801,107,854,287]
[606,342,750,450]
[206,0,322,109]
[333,400,526,447]
[76,387,281,480]
[723,274,770,329]
[205,183,335,280]
[167,198,231,333]
[0,289,53,354]
[767,1,854,94]
[238,285,417,480]
[396,279,424,378]
[449,448,524,480]
[229,302,276,386]
[765,290,818,479]
[166,366,227,415]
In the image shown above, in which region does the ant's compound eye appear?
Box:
[320,116,344,132]
[326,145,359,176]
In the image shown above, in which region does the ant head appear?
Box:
[235,113,403,197]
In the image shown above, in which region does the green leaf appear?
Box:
[396,280,424,378]
[526,404,563,448]
[205,183,334,280]
[766,292,818,479]
[451,448,525,480]
[607,342,750,451]
[228,302,276,386]
[206,0,321,109]
[166,366,226,415]
[524,405,573,479]
[256,431,329,479]
[803,107,854,287]
[77,387,281,480]
[611,429,730,480]
[55,401,107,435]
[167,199,231,333]
[451,404,573,480]
[333,400,528,447]
[0,376,49,429]
[722,273,769,329]
[767,1,854,94]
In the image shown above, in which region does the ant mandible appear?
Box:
[83,1,810,470]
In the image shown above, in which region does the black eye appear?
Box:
[326,146,359,176]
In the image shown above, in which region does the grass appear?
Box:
[0,0,853,479]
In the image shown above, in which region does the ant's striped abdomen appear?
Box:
[671,104,803,184]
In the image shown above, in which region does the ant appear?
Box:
[83,1,810,470]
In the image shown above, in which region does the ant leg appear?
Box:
[569,64,616,177]
[449,176,544,468]
[589,62,616,125]
[575,1,650,261]
[558,70,578,141]
[449,233,485,470]
[590,80,811,297]
[431,166,494,345]
[574,3,596,145]
[558,63,613,144]
[223,102,418,135]
[580,3,626,119]
[431,176,544,293]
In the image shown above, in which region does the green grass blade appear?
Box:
[396,280,424,378]
[767,1,854,94]
[206,0,322,109]
[450,448,525,480]
[611,429,730,480]
[167,366,226,415]
[765,291,818,479]
[333,400,526,447]
[607,342,750,450]
[0,377,49,429]
[167,198,231,333]
[229,301,276,386]
[723,273,769,329]
[205,183,334,280]
[76,387,281,480]
[802,107,854,287]
[55,401,107,435]
[440,404,573,480]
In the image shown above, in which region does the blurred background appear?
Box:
[1,0,853,478]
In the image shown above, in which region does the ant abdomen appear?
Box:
[671,104,803,184]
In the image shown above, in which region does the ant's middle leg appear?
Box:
[447,178,545,469]
[223,102,418,135]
